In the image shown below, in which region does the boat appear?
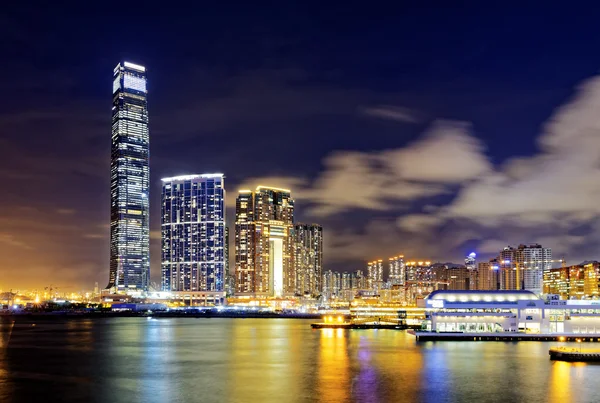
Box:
[549,346,600,362]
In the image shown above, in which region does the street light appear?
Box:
[577,338,582,353]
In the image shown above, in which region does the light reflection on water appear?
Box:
[2,317,600,403]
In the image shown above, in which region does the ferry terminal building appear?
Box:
[424,290,600,334]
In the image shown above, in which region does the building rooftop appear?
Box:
[426,289,541,302]
[161,173,224,182]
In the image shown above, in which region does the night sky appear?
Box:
[4,3,600,290]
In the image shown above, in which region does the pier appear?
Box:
[410,330,600,342]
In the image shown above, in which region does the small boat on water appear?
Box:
[549,346,600,362]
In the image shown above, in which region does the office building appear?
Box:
[542,263,600,300]
[294,223,323,296]
[234,186,295,296]
[107,61,150,293]
[543,267,570,299]
[161,174,226,293]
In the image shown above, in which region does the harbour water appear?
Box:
[1,317,599,403]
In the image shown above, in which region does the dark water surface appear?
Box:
[0,317,598,403]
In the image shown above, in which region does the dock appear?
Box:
[311,323,411,329]
[410,330,600,342]
[550,346,600,361]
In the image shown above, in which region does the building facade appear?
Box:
[234,186,295,296]
[424,290,600,335]
[477,261,499,291]
[161,174,226,293]
[294,223,323,296]
[543,262,600,299]
[388,255,405,286]
[367,260,384,292]
[108,61,150,293]
[498,244,552,294]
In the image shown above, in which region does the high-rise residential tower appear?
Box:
[388,255,405,285]
[161,174,225,293]
[498,244,551,294]
[234,186,295,296]
[107,61,150,293]
[294,223,323,296]
[367,260,384,292]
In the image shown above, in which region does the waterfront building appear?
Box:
[294,223,323,296]
[161,174,226,294]
[234,186,295,296]
[388,256,405,286]
[497,244,551,294]
[108,61,150,293]
[424,289,600,334]
[367,260,384,292]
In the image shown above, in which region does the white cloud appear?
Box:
[381,121,492,182]
[396,214,443,232]
[446,76,600,224]
[360,105,421,123]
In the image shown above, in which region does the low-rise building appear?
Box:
[424,290,600,335]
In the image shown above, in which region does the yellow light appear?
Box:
[256,185,291,193]
[337,316,343,323]
[425,261,431,265]
[418,261,423,266]
[559,336,566,342]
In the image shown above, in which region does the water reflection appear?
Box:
[3,319,600,403]
[317,328,350,402]
[228,319,311,402]
[0,319,15,401]
[549,361,572,403]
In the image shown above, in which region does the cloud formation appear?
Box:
[360,105,422,123]
[240,76,600,265]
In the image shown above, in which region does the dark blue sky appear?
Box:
[3,2,600,289]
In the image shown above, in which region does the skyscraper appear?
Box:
[294,223,323,296]
[161,174,225,292]
[388,255,405,285]
[367,260,383,292]
[234,190,255,293]
[108,61,150,293]
[234,186,295,296]
[498,244,551,294]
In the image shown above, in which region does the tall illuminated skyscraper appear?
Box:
[107,61,150,293]
[234,186,295,296]
[161,174,225,292]
[294,223,323,296]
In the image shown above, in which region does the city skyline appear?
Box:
[7,4,600,290]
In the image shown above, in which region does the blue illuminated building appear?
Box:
[161,174,226,292]
[107,61,150,293]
